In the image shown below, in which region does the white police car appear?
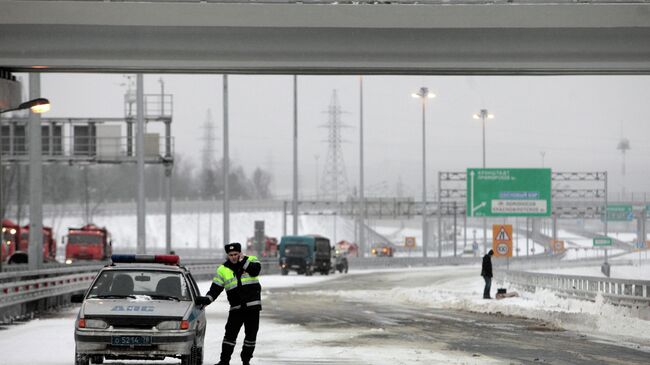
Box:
[72,254,211,365]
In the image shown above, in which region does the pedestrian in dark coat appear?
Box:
[481,249,494,299]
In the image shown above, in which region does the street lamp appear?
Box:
[0,98,50,115]
[472,109,494,168]
[0,97,50,267]
[412,87,435,258]
[472,109,494,254]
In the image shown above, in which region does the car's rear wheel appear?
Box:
[90,355,103,364]
[181,345,203,365]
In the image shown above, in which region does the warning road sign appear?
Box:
[404,236,416,248]
[492,224,513,257]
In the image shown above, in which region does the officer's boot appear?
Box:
[215,341,235,365]
[241,340,255,365]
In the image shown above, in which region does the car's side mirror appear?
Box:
[71,293,85,303]
[195,296,212,306]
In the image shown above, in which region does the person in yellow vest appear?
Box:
[205,242,262,365]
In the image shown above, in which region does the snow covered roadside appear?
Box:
[303,266,650,350]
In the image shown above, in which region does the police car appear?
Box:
[71,254,211,365]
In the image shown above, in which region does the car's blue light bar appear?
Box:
[111,254,180,265]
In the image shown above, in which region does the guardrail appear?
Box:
[496,270,650,308]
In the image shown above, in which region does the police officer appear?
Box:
[205,243,262,365]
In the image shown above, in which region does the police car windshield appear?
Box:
[87,270,192,301]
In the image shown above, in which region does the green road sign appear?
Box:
[605,205,633,222]
[466,168,551,217]
[593,237,612,247]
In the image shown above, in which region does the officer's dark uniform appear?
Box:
[205,243,262,365]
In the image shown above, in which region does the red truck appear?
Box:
[336,240,359,257]
[246,236,278,257]
[1,219,19,262]
[2,220,57,264]
[65,224,112,263]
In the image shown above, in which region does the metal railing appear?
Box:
[497,269,650,306]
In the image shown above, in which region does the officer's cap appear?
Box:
[225,242,242,253]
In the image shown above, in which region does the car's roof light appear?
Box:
[111,254,180,265]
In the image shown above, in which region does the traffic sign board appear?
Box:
[551,240,565,253]
[593,237,612,247]
[605,205,633,222]
[467,168,551,217]
[404,236,416,248]
[492,224,513,257]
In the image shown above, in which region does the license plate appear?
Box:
[111,336,152,346]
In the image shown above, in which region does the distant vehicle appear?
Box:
[1,219,19,262]
[371,244,394,257]
[3,221,57,264]
[330,248,349,274]
[71,254,210,365]
[246,236,278,257]
[65,224,112,263]
[278,235,332,276]
[336,240,359,257]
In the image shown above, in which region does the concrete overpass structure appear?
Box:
[1,1,650,74]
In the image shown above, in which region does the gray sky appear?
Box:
[28,73,650,199]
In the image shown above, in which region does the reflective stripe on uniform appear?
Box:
[246,300,261,307]
[223,340,236,347]
[212,273,224,287]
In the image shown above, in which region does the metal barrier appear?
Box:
[497,270,650,307]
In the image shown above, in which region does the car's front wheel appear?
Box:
[90,355,103,364]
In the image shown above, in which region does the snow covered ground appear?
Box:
[292,266,650,352]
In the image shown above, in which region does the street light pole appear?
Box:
[223,74,230,248]
[136,74,146,255]
[473,109,494,254]
[292,75,299,235]
[359,76,366,257]
[412,87,435,258]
